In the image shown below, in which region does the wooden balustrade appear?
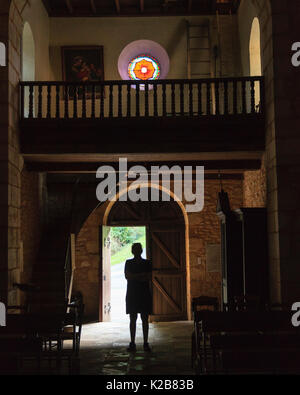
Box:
[20,77,264,120]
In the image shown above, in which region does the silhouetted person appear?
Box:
[124,243,152,352]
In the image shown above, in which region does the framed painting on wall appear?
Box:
[61,45,104,97]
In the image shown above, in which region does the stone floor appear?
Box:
[78,320,195,375]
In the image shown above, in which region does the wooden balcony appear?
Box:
[19,77,265,172]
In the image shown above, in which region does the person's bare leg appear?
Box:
[141,314,150,350]
[129,313,137,344]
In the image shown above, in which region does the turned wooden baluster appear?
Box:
[109,84,113,118]
[224,81,228,115]
[242,80,246,114]
[38,85,42,119]
[250,79,255,113]
[55,85,60,118]
[233,80,238,115]
[145,82,149,117]
[64,85,69,119]
[206,82,211,115]
[46,85,51,118]
[82,85,87,118]
[136,83,140,117]
[259,78,264,114]
[215,81,220,115]
[153,83,158,117]
[118,84,122,118]
[20,84,25,119]
[198,82,202,116]
[28,84,34,118]
[126,83,131,117]
[180,82,184,116]
[171,82,176,117]
[189,82,193,117]
[91,84,95,119]
[100,84,104,119]
[162,82,166,116]
[73,85,78,118]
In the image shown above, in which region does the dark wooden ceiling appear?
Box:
[42,0,241,17]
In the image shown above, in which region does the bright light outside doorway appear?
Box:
[110,226,146,322]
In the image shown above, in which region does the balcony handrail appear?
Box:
[20,76,265,120]
[20,76,264,87]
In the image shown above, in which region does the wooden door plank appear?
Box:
[118,201,141,220]
[153,277,181,313]
[151,232,180,269]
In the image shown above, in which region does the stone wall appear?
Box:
[243,155,267,207]
[74,179,243,321]
[20,169,42,285]
[0,0,23,306]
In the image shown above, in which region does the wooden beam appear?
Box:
[153,277,181,313]
[118,201,141,220]
[65,0,73,14]
[140,0,144,13]
[90,0,97,14]
[115,0,121,14]
[151,232,180,269]
[42,0,52,15]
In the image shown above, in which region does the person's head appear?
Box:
[132,243,143,258]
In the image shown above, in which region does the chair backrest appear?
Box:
[192,296,219,314]
[199,311,296,334]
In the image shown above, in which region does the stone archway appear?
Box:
[101,184,191,323]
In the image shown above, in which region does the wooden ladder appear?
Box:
[186,20,211,79]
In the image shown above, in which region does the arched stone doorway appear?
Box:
[101,185,190,323]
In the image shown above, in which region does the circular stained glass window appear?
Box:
[128,54,161,81]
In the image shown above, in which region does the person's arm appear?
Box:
[125,271,151,281]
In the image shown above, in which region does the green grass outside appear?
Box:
[110,234,146,266]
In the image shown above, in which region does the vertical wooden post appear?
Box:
[118,84,122,118]
[180,82,184,116]
[215,81,220,115]
[198,82,202,116]
[242,80,246,114]
[109,84,113,118]
[64,85,69,119]
[73,85,78,118]
[82,85,87,118]
[250,79,255,113]
[162,82,167,116]
[100,84,104,119]
[91,84,95,118]
[136,83,140,117]
[171,82,176,117]
[233,80,237,115]
[145,82,149,117]
[224,81,228,115]
[38,85,42,119]
[55,84,60,118]
[153,83,158,117]
[189,82,193,116]
[20,84,24,119]
[206,82,211,115]
[127,83,131,117]
[47,85,51,118]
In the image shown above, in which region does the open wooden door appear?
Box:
[149,224,187,322]
[100,225,111,322]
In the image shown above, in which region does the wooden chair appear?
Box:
[191,296,219,369]
[0,314,43,374]
[197,311,300,374]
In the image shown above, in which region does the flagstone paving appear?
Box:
[78,320,195,375]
